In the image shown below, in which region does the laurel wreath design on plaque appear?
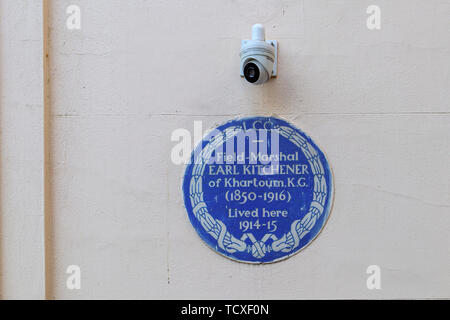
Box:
[189,124,328,260]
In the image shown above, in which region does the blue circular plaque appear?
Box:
[182,117,333,263]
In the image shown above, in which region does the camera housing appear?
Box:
[240,24,278,85]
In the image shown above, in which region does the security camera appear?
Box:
[240,24,278,85]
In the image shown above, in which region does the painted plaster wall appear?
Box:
[1,0,449,299]
[0,0,45,299]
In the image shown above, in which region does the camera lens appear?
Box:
[244,62,260,83]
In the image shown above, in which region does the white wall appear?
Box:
[1,0,449,299]
[0,0,45,299]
